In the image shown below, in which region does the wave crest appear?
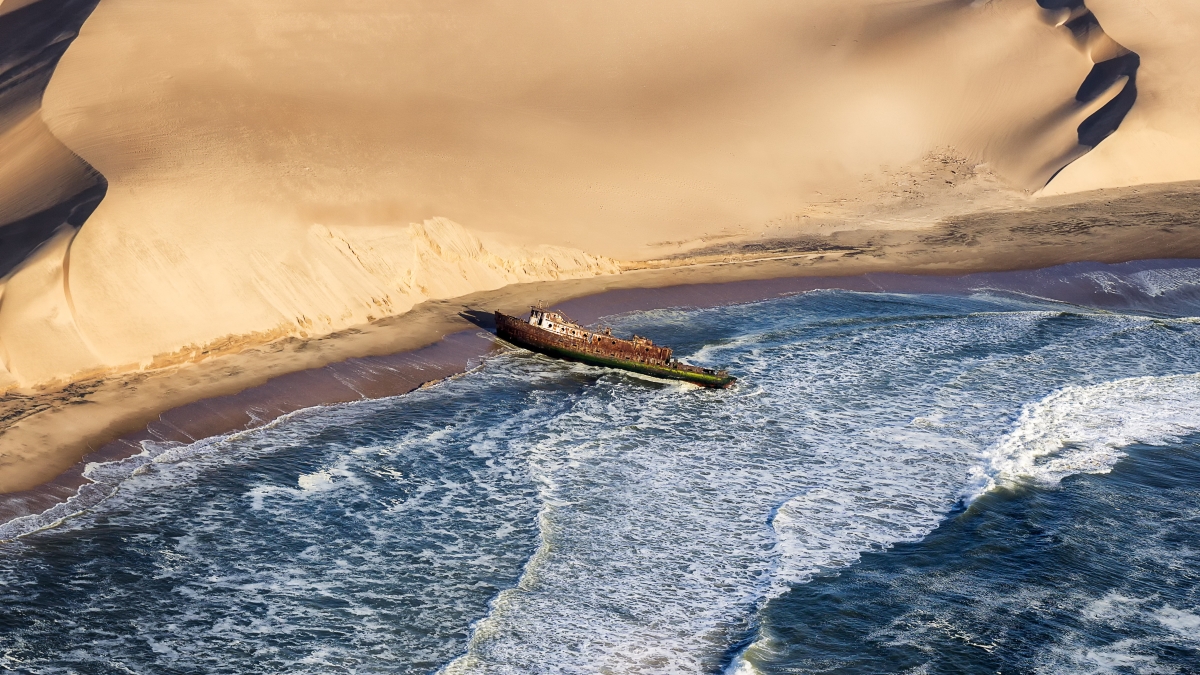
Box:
[965,373,1200,503]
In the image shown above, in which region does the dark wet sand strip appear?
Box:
[3,258,1198,537]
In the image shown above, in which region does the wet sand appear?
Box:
[3,184,1200,532]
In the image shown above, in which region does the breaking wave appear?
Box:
[965,373,1200,503]
[5,260,1200,674]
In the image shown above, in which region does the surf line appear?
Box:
[4,258,1199,542]
[0,330,497,542]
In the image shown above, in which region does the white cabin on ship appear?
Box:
[528,307,604,341]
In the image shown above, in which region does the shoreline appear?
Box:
[1,254,1199,538]
[2,189,1200,531]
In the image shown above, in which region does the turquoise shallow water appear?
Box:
[2,262,1200,674]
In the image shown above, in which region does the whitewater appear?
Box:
[2,262,1200,674]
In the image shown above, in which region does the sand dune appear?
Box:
[0,0,1196,390]
[1047,0,1200,193]
[0,0,104,278]
[0,216,615,387]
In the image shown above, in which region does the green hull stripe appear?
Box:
[526,342,734,387]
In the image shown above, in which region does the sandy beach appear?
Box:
[3,175,1200,500]
[9,2,1200,669]
[4,0,1200,509]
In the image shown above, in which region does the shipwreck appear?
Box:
[494,306,736,388]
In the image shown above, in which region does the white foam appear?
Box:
[1045,640,1169,675]
[446,308,1074,674]
[1082,271,1125,295]
[1038,591,1200,675]
[247,464,361,510]
[299,467,350,492]
[450,304,1200,675]
[1080,267,1200,300]
[8,290,1200,674]
[0,404,342,542]
[1083,593,1150,622]
[964,373,1200,503]
[1073,265,1200,320]
[1155,606,1200,638]
[1128,267,1200,298]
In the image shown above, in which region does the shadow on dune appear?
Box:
[862,0,1140,188]
[0,181,105,278]
[0,0,105,278]
[1037,0,1140,151]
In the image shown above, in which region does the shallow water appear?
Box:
[3,263,1200,674]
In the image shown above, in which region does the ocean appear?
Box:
[2,261,1200,674]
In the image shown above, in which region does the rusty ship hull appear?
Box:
[494,310,736,389]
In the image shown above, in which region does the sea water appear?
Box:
[2,263,1200,674]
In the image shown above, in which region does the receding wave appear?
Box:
[0,441,186,542]
[0,415,300,542]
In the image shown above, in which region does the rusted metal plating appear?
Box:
[519,307,676,365]
[494,306,734,387]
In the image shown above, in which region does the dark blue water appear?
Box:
[2,262,1200,674]
[744,439,1200,674]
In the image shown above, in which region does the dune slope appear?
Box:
[0,0,104,278]
[1047,0,1200,192]
[0,0,1195,389]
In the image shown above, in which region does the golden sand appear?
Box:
[3,180,1200,494]
[3,0,1200,491]
[2,0,1182,388]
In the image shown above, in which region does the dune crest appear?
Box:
[1045,0,1200,193]
[0,0,104,278]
